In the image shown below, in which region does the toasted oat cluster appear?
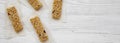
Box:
[30,16,48,42]
[28,0,42,11]
[52,0,62,19]
[7,6,23,33]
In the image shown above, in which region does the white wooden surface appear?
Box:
[0,0,120,43]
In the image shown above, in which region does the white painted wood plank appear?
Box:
[0,0,120,43]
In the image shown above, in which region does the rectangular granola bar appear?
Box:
[52,0,62,19]
[30,16,48,42]
[7,6,23,33]
[28,0,42,11]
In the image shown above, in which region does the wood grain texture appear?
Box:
[0,0,120,43]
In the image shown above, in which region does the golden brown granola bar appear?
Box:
[7,6,23,33]
[30,16,48,42]
[28,0,42,11]
[52,0,62,19]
